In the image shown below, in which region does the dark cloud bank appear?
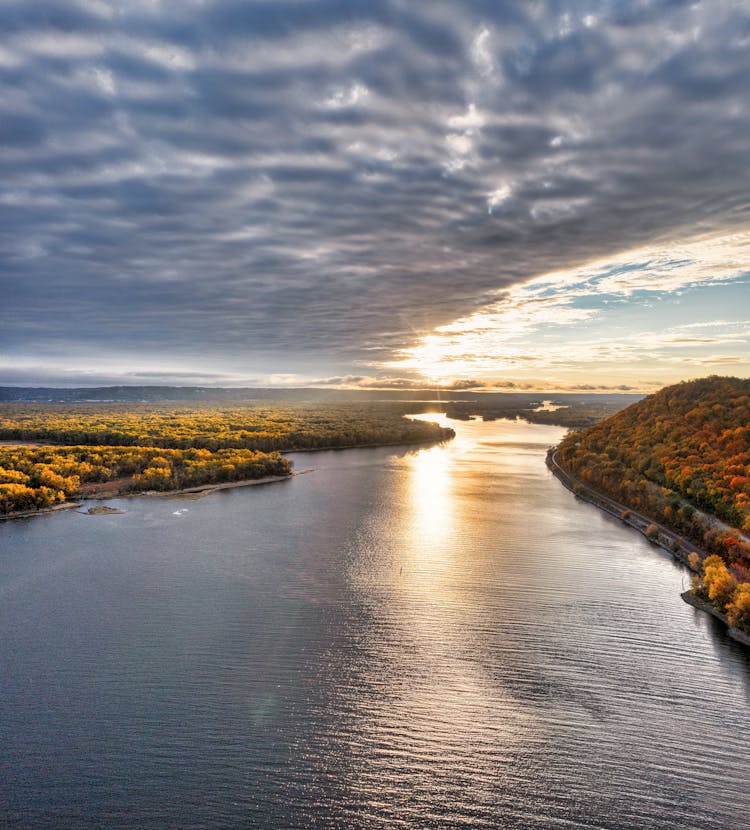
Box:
[1,0,749,383]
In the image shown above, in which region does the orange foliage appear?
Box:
[558,377,750,570]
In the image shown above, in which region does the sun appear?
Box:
[384,332,494,385]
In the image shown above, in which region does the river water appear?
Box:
[1,415,748,829]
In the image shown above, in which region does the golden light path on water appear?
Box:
[407,437,452,551]
[340,413,543,821]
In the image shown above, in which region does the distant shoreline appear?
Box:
[281,435,454,454]
[547,447,749,647]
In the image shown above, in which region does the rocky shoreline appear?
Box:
[681,591,750,647]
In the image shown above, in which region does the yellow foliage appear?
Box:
[0,466,30,485]
[726,582,750,630]
[0,402,453,514]
[702,555,738,608]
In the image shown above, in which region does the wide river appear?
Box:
[1,415,749,829]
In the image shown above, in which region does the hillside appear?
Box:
[557,376,750,633]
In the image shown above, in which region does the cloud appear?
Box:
[1,1,749,387]
[444,378,486,390]
[310,374,496,391]
[684,355,746,366]
[568,384,638,392]
[360,378,427,389]
[387,228,750,382]
[312,375,368,387]
[0,363,259,387]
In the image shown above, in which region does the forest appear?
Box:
[0,402,455,452]
[0,403,454,515]
[557,376,750,632]
[0,445,291,513]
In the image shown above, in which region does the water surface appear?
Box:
[1,416,748,828]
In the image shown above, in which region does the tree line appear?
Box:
[0,403,454,452]
[0,445,291,514]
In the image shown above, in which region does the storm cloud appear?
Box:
[1,0,749,384]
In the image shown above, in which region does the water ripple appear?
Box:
[0,417,749,828]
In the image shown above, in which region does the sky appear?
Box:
[1,0,749,392]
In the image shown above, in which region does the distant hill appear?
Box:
[0,385,641,428]
[0,385,641,407]
[558,375,750,566]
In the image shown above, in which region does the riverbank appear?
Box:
[546,447,701,570]
[547,446,750,647]
[0,432,451,520]
[0,501,82,521]
[0,474,294,519]
[0,429,454,521]
[74,437,453,500]
[87,473,294,500]
[681,591,750,647]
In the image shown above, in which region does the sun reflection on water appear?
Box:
[407,443,452,552]
[341,414,537,808]
[401,412,466,579]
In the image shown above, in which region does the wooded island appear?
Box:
[0,403,454,515]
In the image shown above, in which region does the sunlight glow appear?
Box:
[402,413,459,561]
[381,226,750,390]
[408,444,452,548]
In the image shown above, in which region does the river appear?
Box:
[1,415,748,829]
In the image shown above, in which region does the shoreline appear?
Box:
[85,473,294,501]
[681,591,750,647]
[0,501,82,522]
[0,475,294,520]
[0,435,454,456]
[281,435,455,454]
[546,447,700,569]
[547,446,749,647]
